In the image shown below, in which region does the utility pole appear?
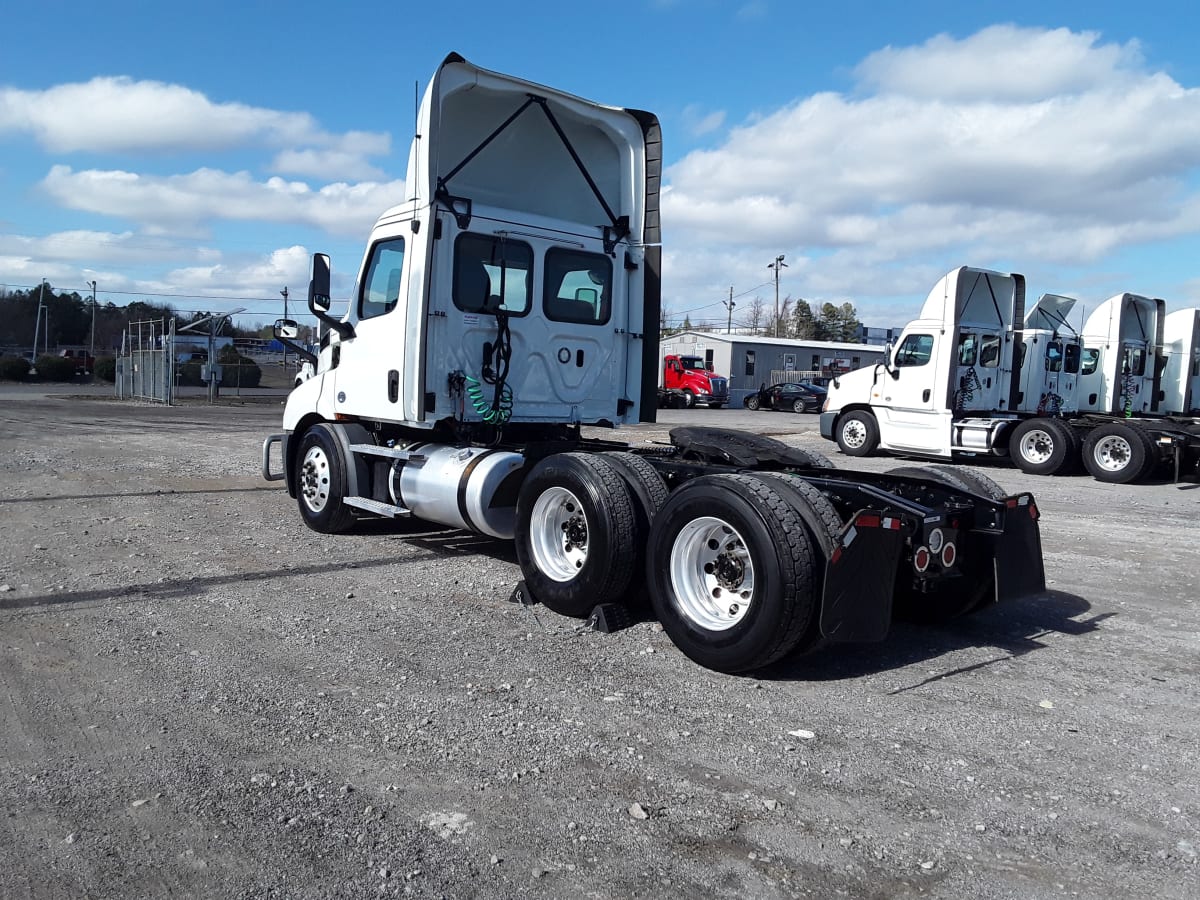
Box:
[723,286,736,334]
[280,286,289,368]
[86,279,97,372]
[30,279,46,374]
[768,255,787,338]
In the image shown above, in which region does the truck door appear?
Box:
[876,331,950,453]
[331,232,409,419]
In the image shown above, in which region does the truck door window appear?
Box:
[358,238,406,320]
[979,334,1000,368]
[1081,348,1100,375]
[1045,340,1063,372]
[1064,343,1081,374]
[895,334,934,367]
[453,233,533,314]
[544,248,611,324]
[957,332,978,366]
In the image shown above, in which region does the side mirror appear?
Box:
[274,318,299,340]
[574,287,599,306]
[308,253,331,314]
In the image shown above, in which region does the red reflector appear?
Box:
[858,514,880,528]
[1029,504,1038,520]
[883,517,900,530]
[830,547,843,565]
[941,542,956,568]
[1006,498,1018,508]
[913,547,931,573]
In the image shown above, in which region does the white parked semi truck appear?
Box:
[820,267,1200,483]
[262,55,1047,673]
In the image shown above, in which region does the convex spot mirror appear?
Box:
[274,319,299,340]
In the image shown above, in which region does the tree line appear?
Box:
[0,284,265,356]
[664,295,863,342]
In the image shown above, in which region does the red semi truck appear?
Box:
[660,354,729,408]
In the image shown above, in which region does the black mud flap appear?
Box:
[820,511,906,643]
[993,493,1046,604]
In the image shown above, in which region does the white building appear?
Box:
[659,331,885,402]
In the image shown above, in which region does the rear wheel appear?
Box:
[836,410,879,457]
[647,475,817,673]
[746,395,761,411]
[514,453,638,617]
[295,424,356,534]
[1009,418,1074,476]
[1082,423,1153,484]
[792,399,807,414]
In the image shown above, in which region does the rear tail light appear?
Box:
[913,546,931,573]
[941,542,957,568]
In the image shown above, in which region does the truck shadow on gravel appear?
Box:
[764,590,1112,684]
[0,485,281,505]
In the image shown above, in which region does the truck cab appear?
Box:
[661,354,729,407]
[1076,293,1164,416]
[1161,308,1200,415]
[821,267,1023,457]
[1016,293,1084,415]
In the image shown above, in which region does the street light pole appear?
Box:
[86,279,97,372]
[30,279,46,373]
[280,286,289,368]
[768,255,788,338]
[723,286,736,334]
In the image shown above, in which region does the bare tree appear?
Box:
[742,296,765,334]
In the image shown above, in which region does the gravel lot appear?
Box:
[1,387,1197,899]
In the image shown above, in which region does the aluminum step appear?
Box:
[349,443,426,463]
[343,496,411,517]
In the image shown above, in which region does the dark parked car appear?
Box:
[743,381,827,413]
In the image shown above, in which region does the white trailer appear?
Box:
[262,55,1048,674]
[820,269,1200,483]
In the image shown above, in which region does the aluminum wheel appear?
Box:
[300,444,333,514]
[529,486,589,582]
[841,418,868,450]
[669,516,755,631]
[1092,434,1133,473]
[1018,427,1056,465]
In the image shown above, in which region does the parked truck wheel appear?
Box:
[514,453,638,617]
[646,474,818,673]
[885,466,996,621]
[835,410,879,457]
[1082,423,1153,484]
[682,389,696,408]
[1009,418,1075,476]
[295,424,357,534]
[599,452,669,611]
[931,465,1007,501]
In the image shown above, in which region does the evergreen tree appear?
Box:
[818,302,841,341]
[837,301,862,342]
[792,300,819,340]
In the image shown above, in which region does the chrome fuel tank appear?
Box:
[390,444,525,539]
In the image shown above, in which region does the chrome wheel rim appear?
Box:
[530,486,588,582]
[300,445,332,513]
[842,419,867,449]
[669,516,755,631]
[1019,428,1055,464]
[1094,435,1133,472]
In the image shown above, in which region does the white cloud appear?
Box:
[0,76,390,179]
[681,104,726,137]
[662,25,1200,324]
[40,166,407,237]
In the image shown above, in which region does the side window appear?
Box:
[957,332,978,366]
[1081,348,1100,376]
[745,351,756,377]
[544,248,611,324]
[1016,342,1027,370]
[1192,352,1200,377]
[453,233,532,314]
[979,334,1000,368]
[1045,340,1063,372]
[895,333,934,367]
[359,237,405,320]
[810,354,820,370]
[1124,346,1146,376]
[1064,343,1081,374]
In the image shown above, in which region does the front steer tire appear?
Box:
[836,410,880,457]
[514,453,638,618]
[647,474,818,674]
[295,424,357,534]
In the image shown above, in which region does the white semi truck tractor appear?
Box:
[820,269,1200,483]
[1162,308,1200,416]
[263,55,1049,673]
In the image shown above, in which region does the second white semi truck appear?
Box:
[820,267,1200,483]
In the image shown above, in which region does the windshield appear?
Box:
[678,356,707,370]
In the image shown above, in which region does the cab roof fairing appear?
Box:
[917,266,1025,332]
[403,53,654,245]
[1080,293,1165,347]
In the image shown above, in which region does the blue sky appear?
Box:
[3,0,1200,332]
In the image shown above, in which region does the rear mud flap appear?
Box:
[992,493,1046,605]
[820,512,905,643]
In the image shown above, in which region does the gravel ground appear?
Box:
[0,390,1197,899]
